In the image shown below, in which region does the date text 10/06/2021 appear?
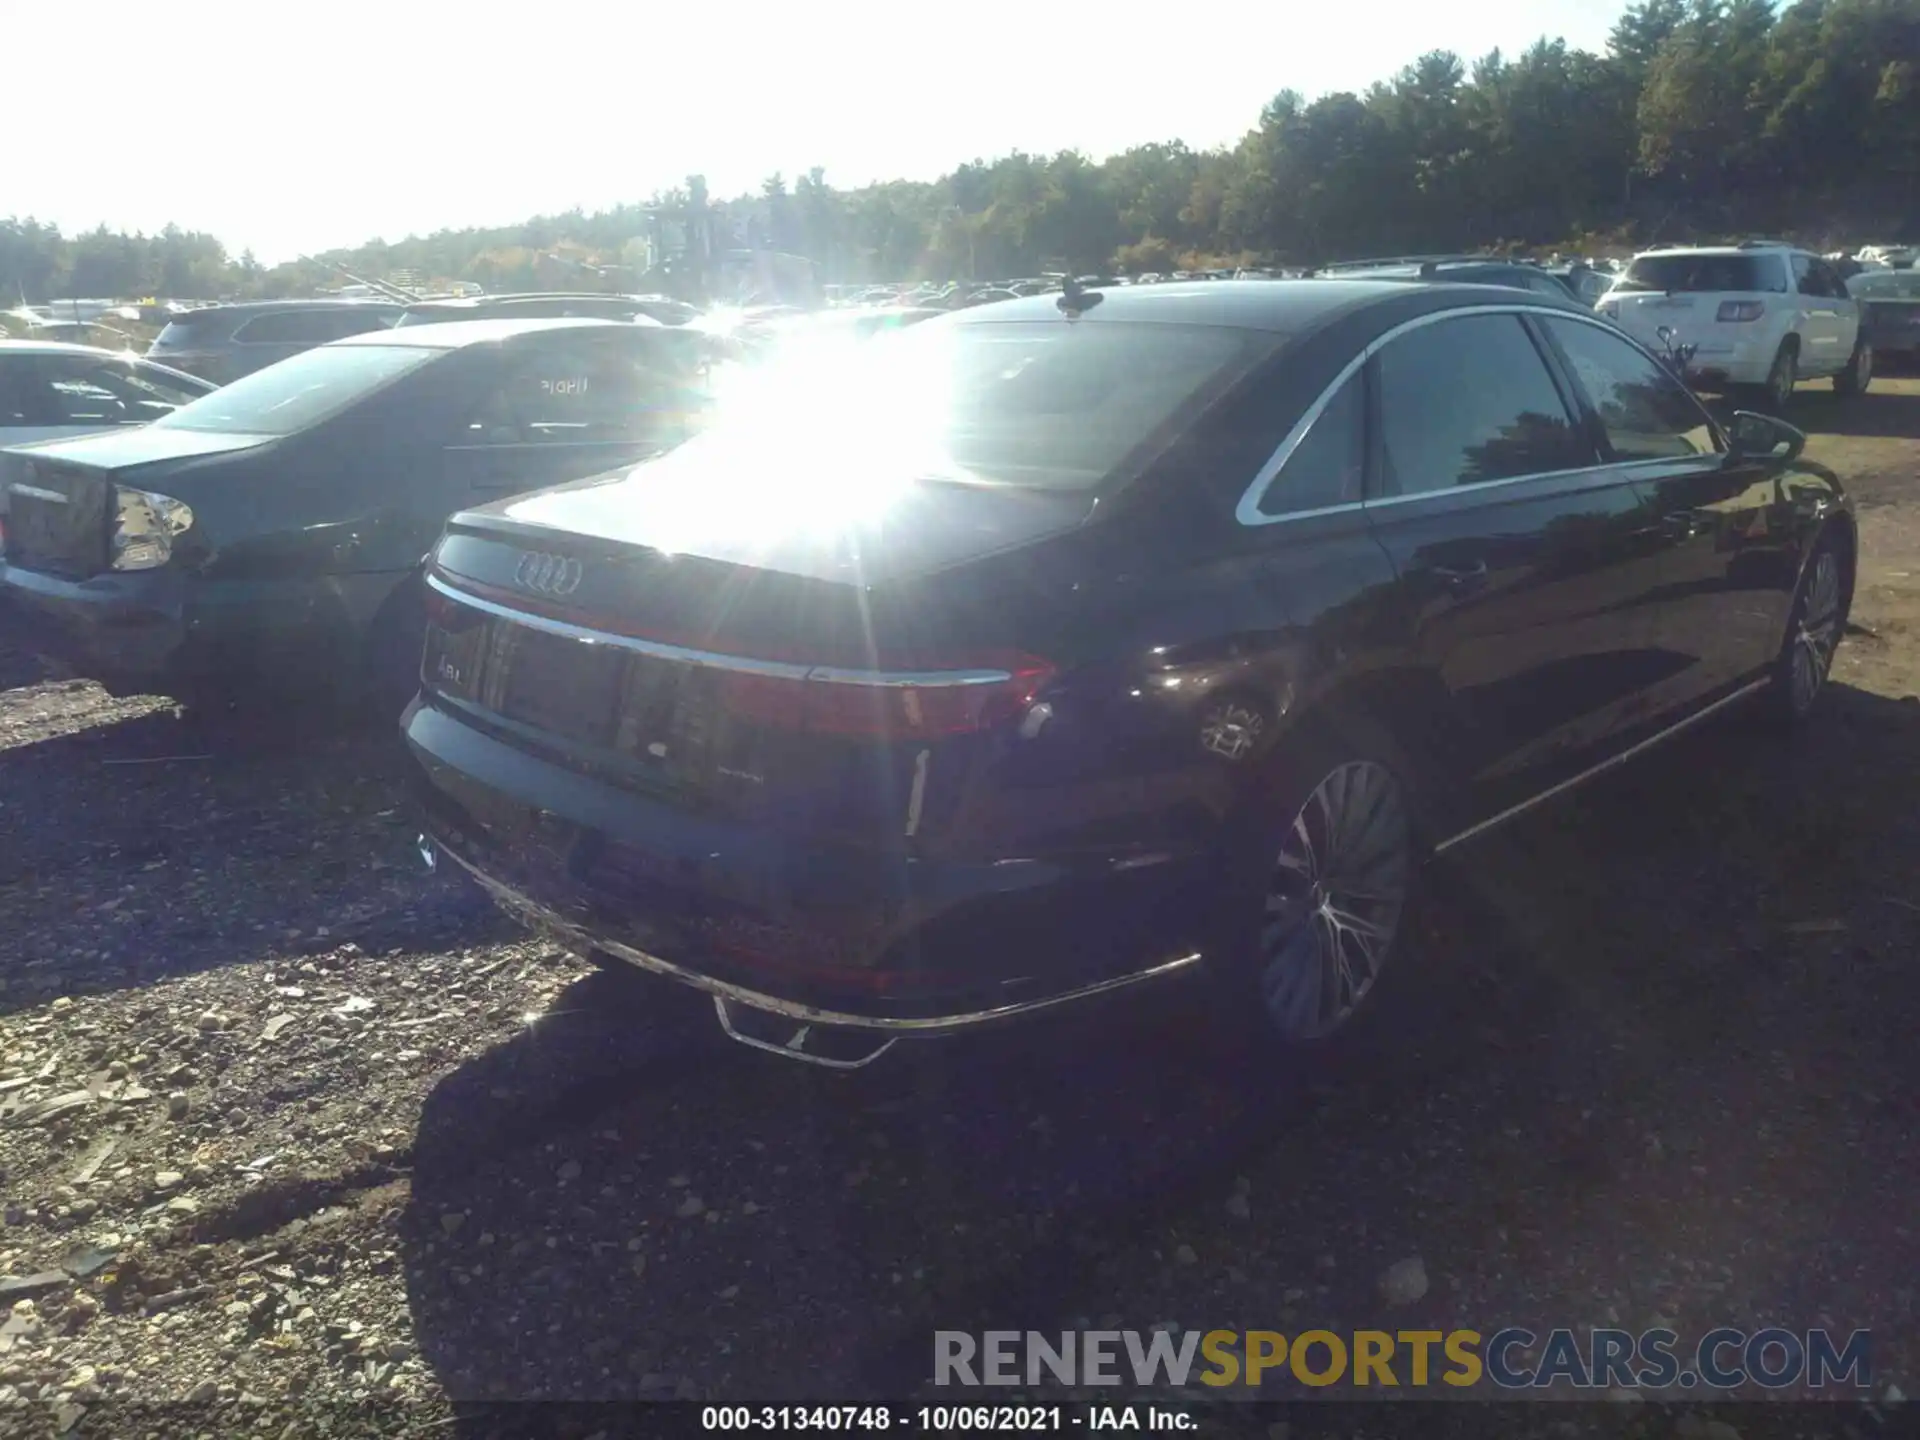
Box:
[701,1407,1194,1432]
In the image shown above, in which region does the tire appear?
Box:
[1760,531,1848,727]
[364,576,429,727]
[1204,724,1426,1067]
[1833,339,1873,397]
[1758,340,1797,414]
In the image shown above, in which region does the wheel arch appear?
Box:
[1256,661,1468,846]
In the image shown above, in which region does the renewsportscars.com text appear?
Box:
[933,1327,1873,1390]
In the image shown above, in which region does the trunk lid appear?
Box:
[423,465,1094,842]
[0,429,266,579]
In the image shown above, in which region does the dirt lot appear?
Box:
[0,377,1916,1429]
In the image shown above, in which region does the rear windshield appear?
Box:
[150,311,237,347]
[151,342,438,436]
[680,319,1270,493]
[1615,254,1788,294]
[1849,271,1920,299]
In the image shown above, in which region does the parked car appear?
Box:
[1598,244,1867,409]
[1544,263,1615,305]
[732,306,946,353]
[1856,244,1915,270]
[395,292,700,329]
[405,281,1853,1069]
[1,318,723,713]
[0,341,213,447]
[146,300,404,383]
[1315,256,1580,301]
[1846,268,1920,364]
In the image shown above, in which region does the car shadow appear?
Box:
[1781,384,1920,440]
[0,687,508,1014]
[398,681,1920,1410]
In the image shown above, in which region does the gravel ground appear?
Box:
[0,379,1916,1431]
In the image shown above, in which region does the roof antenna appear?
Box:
[1057,276,1103,316]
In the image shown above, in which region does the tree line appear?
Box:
[5,0,1919,303]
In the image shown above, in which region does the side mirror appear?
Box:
[1726,410,1806,463]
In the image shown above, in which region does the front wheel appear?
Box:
[1759,342,1798,414]
[1833,340,1873,397]
[1762,533,1848,726]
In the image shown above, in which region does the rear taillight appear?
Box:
[720,655,1054,740]
[1716,300,1765,322]
[110,487,194,571]
[423,582,485,634]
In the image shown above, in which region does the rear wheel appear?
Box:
[365,576,429,727]
[1208,730,1423,1063]
[1833,339,1873,397]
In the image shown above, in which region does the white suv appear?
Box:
[1597,243,1868,410]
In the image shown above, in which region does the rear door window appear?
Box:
[1373,314,1593,497]
[0,356,202,427]
[460,339,696,447]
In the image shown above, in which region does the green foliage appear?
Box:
[6,0,1920,301]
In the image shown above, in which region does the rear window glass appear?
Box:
[1616,254,1788,294]
[151,343,438,436]
[151,312,237,347]
[233,309,394,344]
[1849,271,1920,299]
[682,320,1270,493]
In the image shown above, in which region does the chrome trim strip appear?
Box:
[7,484,69,504]
[712,998,900,1071]
[1236,303,1720,528]
[1431,677,1769,855]
[425,573,1016,688]
[805,664,1013,688]
[436,841,1204,1034]
[426,572,813,681]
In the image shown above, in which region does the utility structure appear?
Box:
[640,195,819,309]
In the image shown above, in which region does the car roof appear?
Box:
[163,299,404,315]
[0,338,162,358]
[330,316,651,349]
[942,278,1587,333]
[1634,245,1795,257]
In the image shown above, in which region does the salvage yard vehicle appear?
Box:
[0,318,721,713]
[145,300,404,383]
[395,292,701,328]
[1597,243,1868,410]
[0,340,213,446]
[406,281,1855,1069]
[1847,268,1920,365]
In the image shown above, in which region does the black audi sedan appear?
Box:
[405,281,1854,1068]
[1,318,721,713]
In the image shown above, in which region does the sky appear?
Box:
[12,0,1627,265]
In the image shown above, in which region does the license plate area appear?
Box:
[493,626,628,748]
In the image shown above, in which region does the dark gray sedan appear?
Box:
[1848,269,1920,363]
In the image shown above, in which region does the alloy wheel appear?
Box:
[1790,549,1842,714]
[1258,760,1411,1041]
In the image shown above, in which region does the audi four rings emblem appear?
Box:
[513,551,583,597]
